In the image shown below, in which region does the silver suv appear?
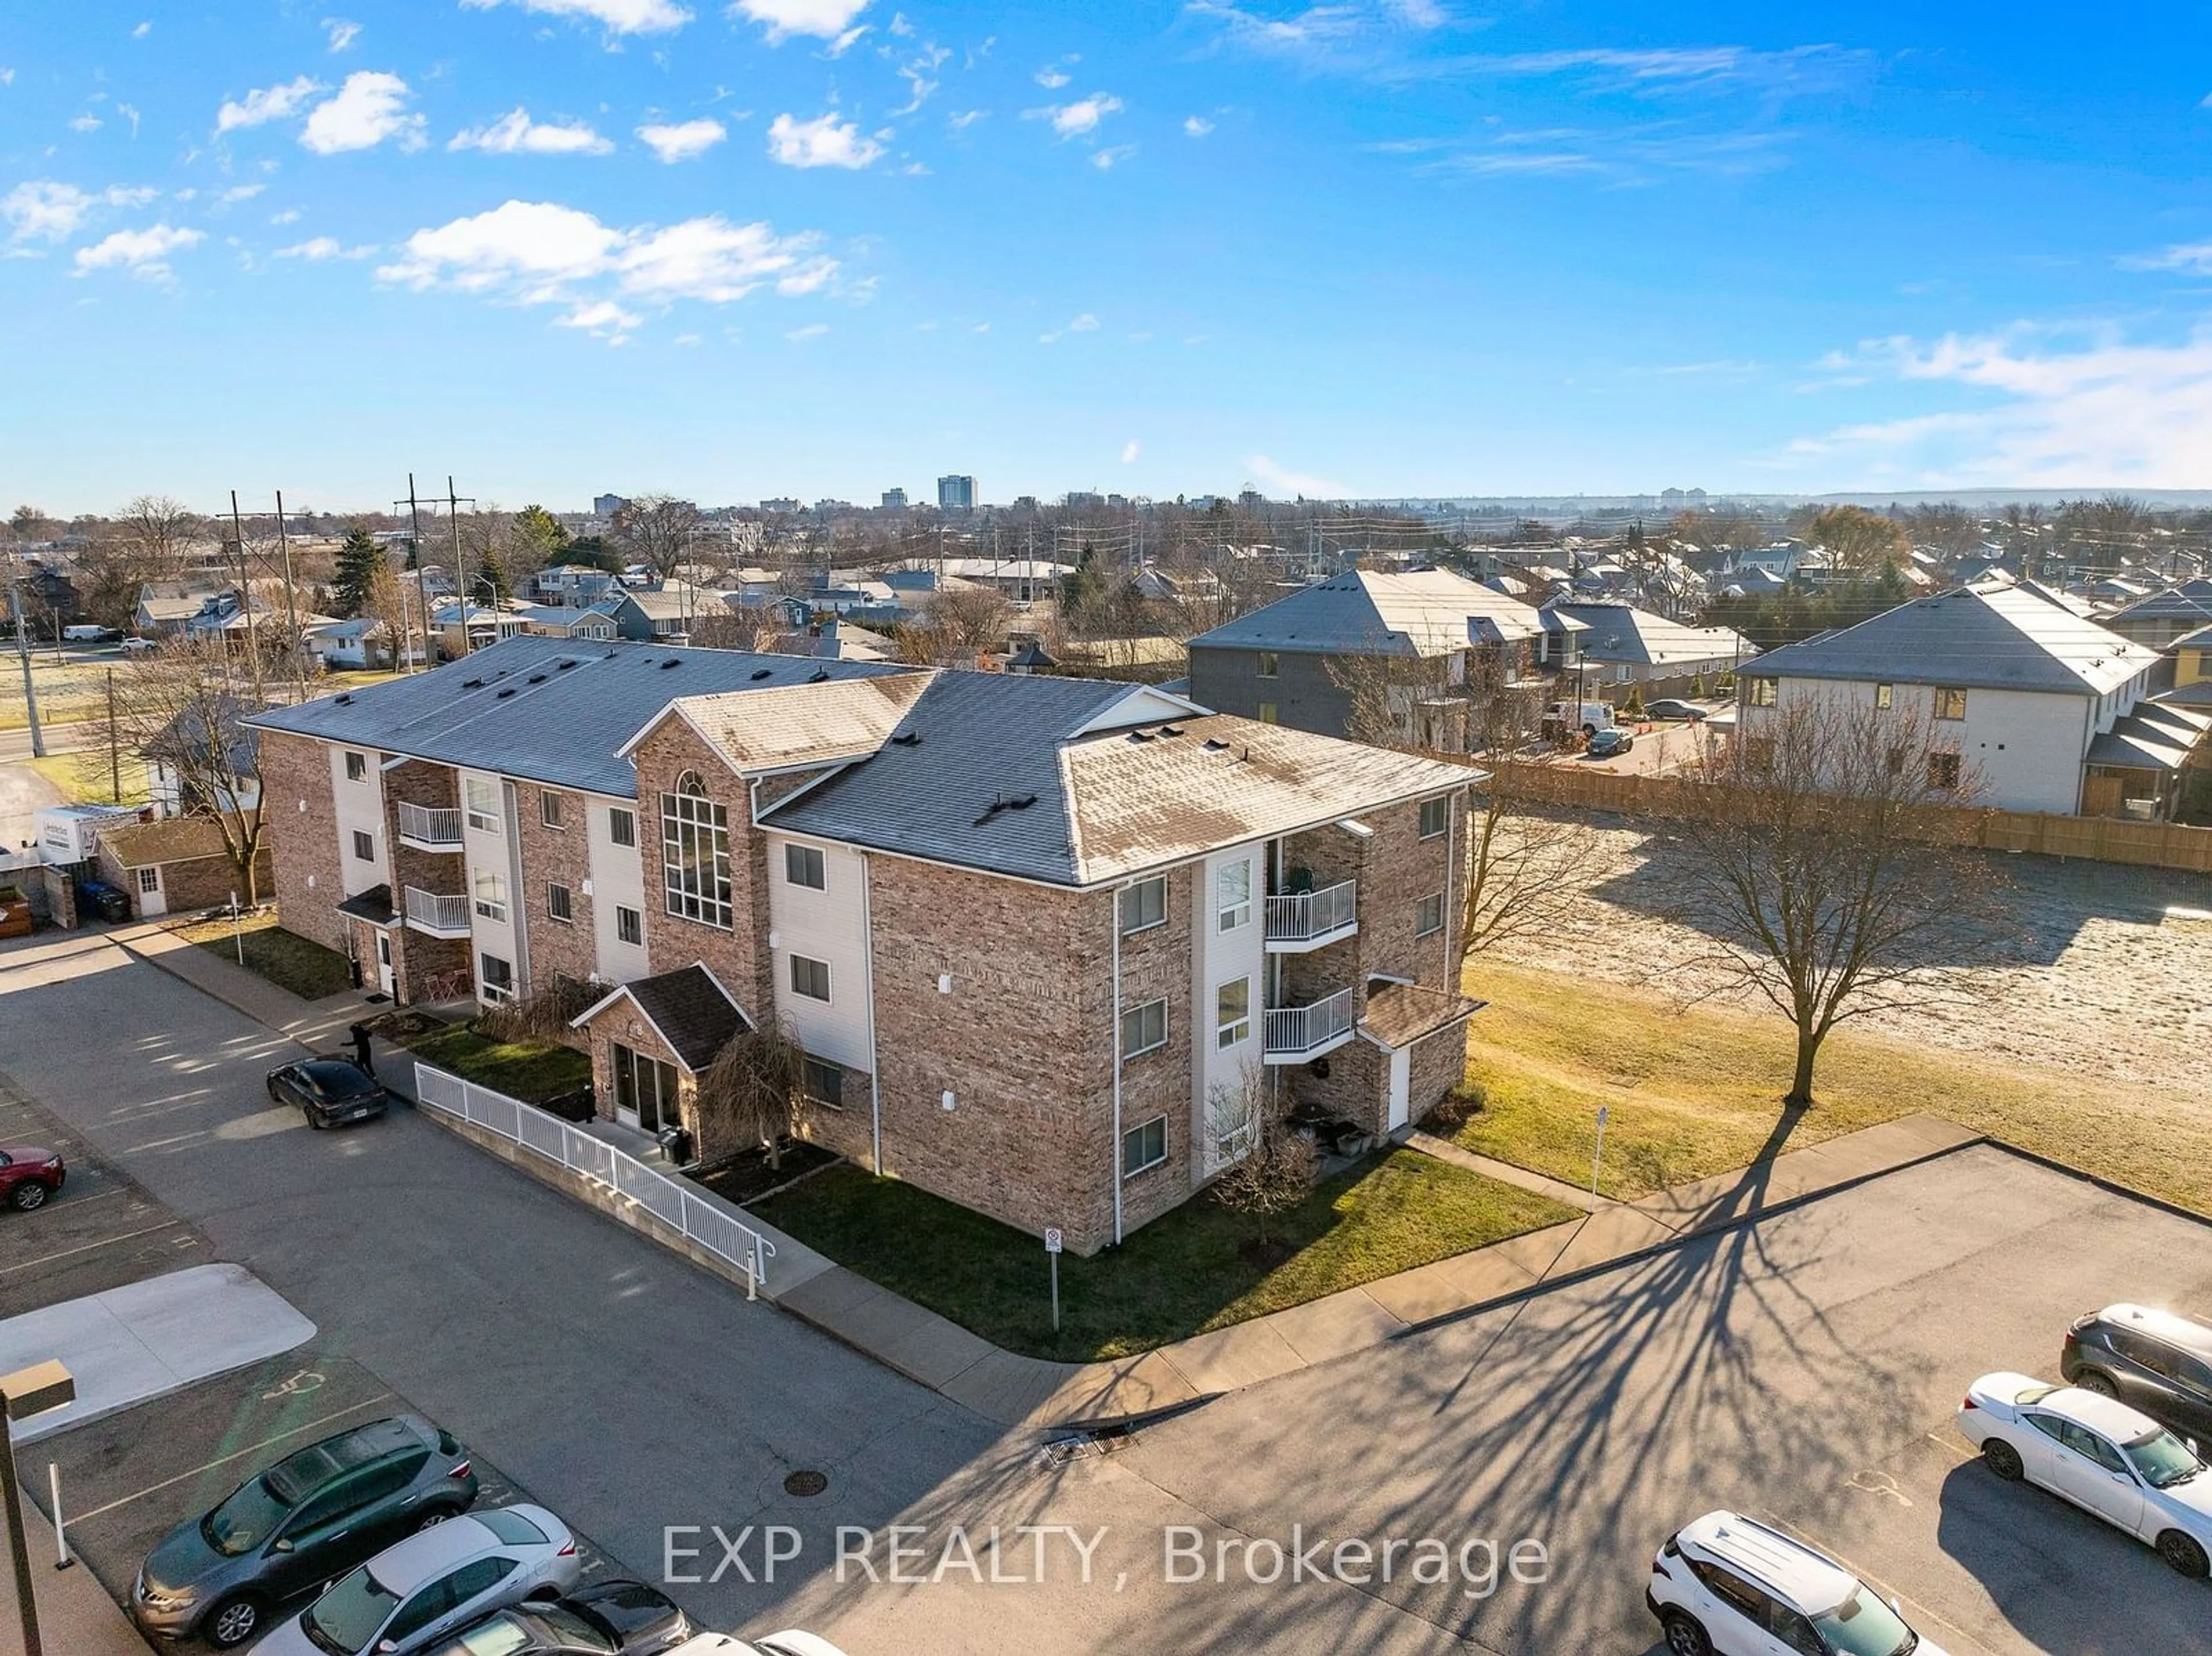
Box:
[1647,1511,1948,1656]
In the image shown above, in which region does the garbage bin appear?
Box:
[656,1124,693,1166]
[78,881,131,924]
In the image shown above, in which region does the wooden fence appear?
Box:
[1488,761,2212,874]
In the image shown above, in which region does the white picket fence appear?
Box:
[412,1062,775,1291]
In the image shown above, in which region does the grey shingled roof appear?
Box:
[1189,569,1544,657]
[247,635,903,798]
[1741,584,2151,697]
[1541,600,1748,668]
[578,964,749,1071]
[2105,586,2212,626]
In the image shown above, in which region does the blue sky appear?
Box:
[5,1,2212,513]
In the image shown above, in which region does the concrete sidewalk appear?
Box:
[119,918,1987,1431]
[0,1499,153,1656]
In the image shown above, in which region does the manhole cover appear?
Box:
[783,1469,828,1498]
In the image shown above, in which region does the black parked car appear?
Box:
[267,1058,392,1129]
[131,1414,479,1648]
[2062,1303,2212,1445]
[424,1580,696,1656]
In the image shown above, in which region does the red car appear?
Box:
[0,1147,66,1211]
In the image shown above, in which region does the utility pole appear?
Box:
[105,667,119,801]
[7,567,44,759]
[228,491,268,705]
[447,477,476,656]
[274,490,307,700]
[397,475,437,672]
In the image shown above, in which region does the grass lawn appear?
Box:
[171,911,355,1000]
[400,1024,592,1105]
[1456,963,2211,1215]
[755,1149,1578,1361]
[23,748,149,805]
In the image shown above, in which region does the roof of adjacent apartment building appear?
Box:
[1188,569,1551,658]
[2103,585,2212,626]
[248,634,903,798]
[762,672,1478,885]
[1740,583,2153,697]
[2085,699,2212,773]
[1539,600,1750,667]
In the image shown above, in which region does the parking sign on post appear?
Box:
[1044,1229,1063,1332]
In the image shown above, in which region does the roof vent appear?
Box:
[334,694,353,706]
[496,687,517,699]
[890,731,922,746]
[1158,723,1184,737]
[1203,738,1230,751]
[1007,793,1037,809]
[751,668,773,681]
[660,658,680,670]
[1128,729,1155,743]
[556,659,577,670]
[461,677,484,689]
[809,669,830,683]
[528,674,547,684]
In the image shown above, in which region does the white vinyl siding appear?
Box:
[766,833,874,1074]
[588,801,651,982]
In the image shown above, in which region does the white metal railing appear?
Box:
[398,802,464,847]
[403,887,471,934]
[1264,987,1355,1057]
[1264,880,1358,944]
[413,1062,776,1290]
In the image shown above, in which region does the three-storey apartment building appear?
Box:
[252,637,1482,1251]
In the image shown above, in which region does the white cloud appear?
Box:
[377,198,837,331]
[132,20,151,37]
[558,299,642,339]
[1788,321,2212,487]
[276,236,343,259]
[118,103,141,136]
[74,222,202,279]
[1247,454,1345,497]
[2,181,155,241]
[786,321,830,340]
[1121,439,1140,463]
[271,208,302,224]
[219,184,266,202]
[69,114,103,133]
[0,69,13,86]
[766,112,882,169]
[450,108,613,155]
[2119,241,2212,275]
[1090,145,1134,169]
[302,72,426,154]
[1028,93,1122,138]
[946,109,986,131]
[637,118,726,162]
[217,76,325,134]
[459,0,692,33]
[325,18,362,51]
[1184,115,1214,136]
[1035,67,1071,89]
[1069,312,1099,331]
[733,0,869,42]
[972,320,989,332]
[824,24,870,56]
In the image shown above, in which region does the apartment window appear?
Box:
[785,843,826,890]
[464,776,501,833]
[1120,1115,1168,1177]
[473,869,507,922]
[1416,892,1445,938]
[1119,876,1166,936]
[135,866,160,895]
[1256,702,1279,725]
[344,751,366,783]
[802,1058,844,1109]
[1747,677,1778,708]
[789,954,832,1002]
[479,953,514,1003]
[1927,751,1963,791]
[607,806,637,848]
[1874,683,1894,710]
[615,905,643,947]
[351,829,374,862]
[1215,859,1252,933]
[1933,686,1969,721]
[1419,795,1451,840]
[1120,998,1168,1059]
[539,791,564,829]
[1256,651,1279,679]
[660,772,732,929]
[1217,977,1251,1048]
[547,882,573,923]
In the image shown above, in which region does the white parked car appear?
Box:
[1647,1510,1948,1656]
[248,1505,581,1656]
[120,635,160,653]
[666,1636,848,1656]
[1958,1370,2212,1577]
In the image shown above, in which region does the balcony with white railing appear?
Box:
[403,886,472,938]
[1264,880,1358,953]
[397,802,465,851]
[1263,987,1356,1064]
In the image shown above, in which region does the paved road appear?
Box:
[0,757,62,851]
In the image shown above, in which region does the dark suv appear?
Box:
[2062,1303,2212,1445]
[132,1414,479,1649]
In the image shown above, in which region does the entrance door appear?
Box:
[374,930,395,997]
[1386,1045,1412,1132]
[132,866,166,919]
[612,1044,678,1134]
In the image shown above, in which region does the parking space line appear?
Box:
[0,1220,188,1277]
[67,1392,396,1525]
[1755,1508,2001,1656]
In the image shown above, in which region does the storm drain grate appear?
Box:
[1037,1424,1135,1468]
[783,1469,829,1498]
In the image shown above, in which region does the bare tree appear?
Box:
[361,559,414,670]
[1805,505,1911,574]
[90,636,276,902]
[694,1018,813,1167]
[612,495,702,581]
[895,582,1013,663]
[1664,695,2012,1105]
[117,494,206,571]
[688,604,789,654]
[1205,1062,1317,1259]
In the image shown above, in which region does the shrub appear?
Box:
[1419,1081,1488,1134]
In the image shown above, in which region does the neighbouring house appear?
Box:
[895,557,1070,605]
[609,583,722,641]
[2098,586,2212,651]
[2164,623,2212,707]
[531,564,622,608]
[430,601,531,657]
[248,635,1482,1253]
[1737,582,2210,818]
[304,616,396,671]
[134,580,226,637]
[93,816,268,919]
[1187,569,1578,746]
[145,698,263,821]
[763,619,896,661]
[1537,600,1752,698]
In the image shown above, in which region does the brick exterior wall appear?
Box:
[516,783,596,992]
[378,760,469,1003]
[1408,1020,1470,1126]
[99,844,273,917]
[1113,865,1196,1234]
[1187,645,1358,737]
[584,1006,698,1139]
[260,730,347,952]
[634,721,773,1014]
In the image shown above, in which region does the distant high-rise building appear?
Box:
[760,497,803,514]
[937,474,976,511]
[1065,490,1104,509]
[593,492,627,517]
[881,487,908,510]
[1238,488,1266,509]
